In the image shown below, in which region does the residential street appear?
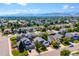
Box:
[40,44,79,56]
[0,36,9,56]
[68,43,79,52]
[40,49,60,56]
[0,34,79,56]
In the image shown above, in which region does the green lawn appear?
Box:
[73,40,79,43]
[72,51,79,56]
[12,49,28,56]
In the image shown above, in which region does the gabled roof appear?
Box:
[46,30,55,35]
[59,28,66,32]
[20,37,30,43]
[21,33,36,39]
[72,32,79,39]
[43,41,49,47]
[65,33,73,38]
[34,37,45,42]
[48,34,62,40]
[53,33,63,40]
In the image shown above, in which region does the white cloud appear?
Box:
[15,9,41,14]
[63,5,69,9]
[17,3,27,6]
[0,8,41,15]
[15,9,28,13]
[53,10,64,13]
[0,9,27,15]
[3,3,27,6]
[0,11,19,15]
[70,6,75,9]
[4,3,11,5]
[63,5,75,9]
[29,9,40,12]
[0,0,79,3]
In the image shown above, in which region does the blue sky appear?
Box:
[0,3,79,15]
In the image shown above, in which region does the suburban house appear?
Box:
[46,30,56,35]
[17,37,35,50]
[24,33,37,40]
[48,35,55,43]
[58,28,66,34]
[52,30,59,34]
[70,19,78,23]
[13,29,24,34]
[53,33,63,40]
[3,29,12,34]
[48,33,62,44]
[64,20,69,23]
[34,37,49,47]
[34,31,42,35]
[72,33,79,40]
[14,29,19,34]
[0,21,5,27]
[65,33,73,38]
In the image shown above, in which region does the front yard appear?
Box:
[12,49,28,56]
[71,50,79,56]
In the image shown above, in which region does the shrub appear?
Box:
[51,40,60,49]
[67,28,74,32]
[73,40,79,43]
[41,44,47,51]
[60,49,71,56]
[41,32,48,41]
[35,41,47,52]
[62,37,70,46]
[10,36,17,41]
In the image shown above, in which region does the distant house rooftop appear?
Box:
[65,33,73,38]
[43,41,49,47]
[20,37,30,43]
[53,33,63,40]
[72,32,79,40]
[34,37,49,47]
[70,19,78,22]
[58,28,66,34]
[34,37,45,42]
[48,34,62,43]
[3,29,12,34]
[46,30,56,35]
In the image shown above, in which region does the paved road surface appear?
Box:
[40,49,60,56]
[40,44,79,56]
[0,36,10,56]
[68,44,79,52]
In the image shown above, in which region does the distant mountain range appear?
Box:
[1,12,79,17]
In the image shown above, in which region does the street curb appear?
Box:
[8,37,13,56]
